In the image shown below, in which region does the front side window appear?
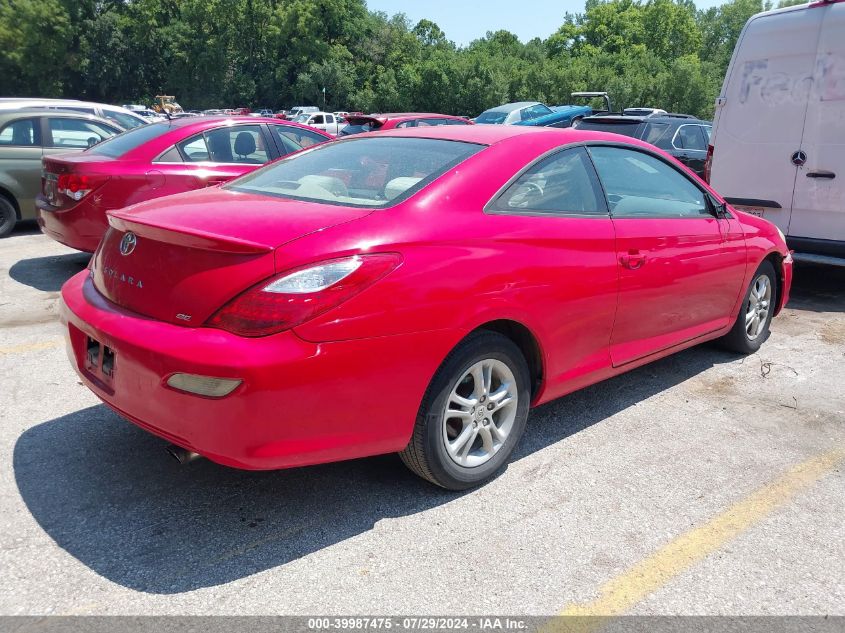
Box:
[270,125,327,154]
[176,125,268,164]
[47,117,117,149]
[311,115,325,125]
[228,136,484,208]
[0,118,39,146]
[588,146,710,218]
[489,147,606,216]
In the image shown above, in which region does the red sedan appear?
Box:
[338,112,472,136]
[60,125,792,489]
[37,117,331,252]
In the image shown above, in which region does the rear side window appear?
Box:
[446,119,469,125]
[87,121,172,157]
[270,125,327,154]
[520,105,552,121]
[176,125,269,164]
[228,136,484,208]
[642,122,672,147]
[673,124,707,151]
[588,146,709,218]
[0,118,40,146]
[489,147,606,216]
[47,117,117,149]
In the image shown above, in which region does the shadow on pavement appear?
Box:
[787,263,845,313]
[15,345,739,594]
[9,252,90,292]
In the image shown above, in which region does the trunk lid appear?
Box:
[92,187,374,325]
[42,154,116,210]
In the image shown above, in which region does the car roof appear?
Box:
[375,123,649,147]
[482,102,542,113]
[0,108,121,126]
[582,113,707,124]
[144,116,332,135]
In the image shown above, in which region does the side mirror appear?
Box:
[86,136,100,148]
[709,196,729,218]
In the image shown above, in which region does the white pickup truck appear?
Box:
[293,111,343,136]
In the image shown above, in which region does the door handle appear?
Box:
[620,251,646,270]
[806,171,835,179]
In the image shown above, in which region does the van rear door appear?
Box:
[710,6,824,232]
[788,2,845,251]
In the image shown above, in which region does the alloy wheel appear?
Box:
[441,359,518,468]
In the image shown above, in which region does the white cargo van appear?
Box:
[708,0,845,265]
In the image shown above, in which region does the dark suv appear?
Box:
[574,113,712,178]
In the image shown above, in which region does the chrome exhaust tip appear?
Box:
[165,443,201,465]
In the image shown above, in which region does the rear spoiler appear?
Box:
[108,212,274,254]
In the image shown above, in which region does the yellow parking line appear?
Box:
[0,339,62,355]
[559,448,845,618]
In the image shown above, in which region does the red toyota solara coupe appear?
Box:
[37,117,331,252]
[60,125,793,489]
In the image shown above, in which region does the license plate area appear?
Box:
[84,335,116,388]
[43,172,59,207]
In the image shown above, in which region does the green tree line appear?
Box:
[0,0,786,119]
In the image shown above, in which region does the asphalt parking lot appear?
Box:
[0,221,843,616]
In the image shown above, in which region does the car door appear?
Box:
[788,2,845,246]
[671,124,709,177]
[588,145,746,367]
[0,116,43,220]
[485,146,619,396]
[152,124,274,194]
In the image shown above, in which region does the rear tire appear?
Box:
[719,260,777,354]
[0,195,16,238]
[400,331,531,490]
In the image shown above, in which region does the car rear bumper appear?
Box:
[60,271,459,470]
[37,195,106,253]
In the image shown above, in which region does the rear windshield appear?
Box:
[85,122,173,158]
[339,121,380,136]
[574,119,643,137]
[475,111,508,125]
[227,136,484,208]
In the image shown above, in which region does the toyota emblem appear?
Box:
[119,232,137,256]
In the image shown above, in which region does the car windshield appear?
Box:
[294,114,310,123]
[227,136,484,208]
[475,111,508,125]
[85,122,173,158]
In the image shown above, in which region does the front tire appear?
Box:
[0,196,17,238]
[400,331,531,490]
[719,260,777,354]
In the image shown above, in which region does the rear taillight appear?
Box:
[57,173,106,201]
[703,143,714,184]
[206,253,403,337]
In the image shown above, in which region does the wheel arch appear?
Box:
[470,319,544,401]
[0,186,20,220]
[762,251,786,315]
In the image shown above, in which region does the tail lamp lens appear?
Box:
[206,253,402,337]
[57,174,104,201]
